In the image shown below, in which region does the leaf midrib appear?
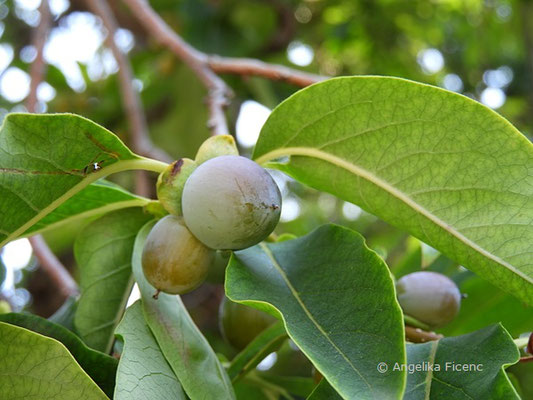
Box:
[0,158,166,247]
[258,242,374,399]
[255,147,531,285]
[22,199,149,237]
[423,340,439,400]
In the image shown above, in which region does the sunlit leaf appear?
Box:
[0,312,117,397]
[404,324,519,399]
[254,77,533,305]
[226,224,406,399]
[74,207,152,353]
[0,321,107,399]
[114,301,185,400]
[0,113,166,246]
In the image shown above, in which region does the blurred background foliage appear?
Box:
[0,0,531,396]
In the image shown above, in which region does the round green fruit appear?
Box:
[219,297,277,350]
[141,215,213,294]
[396,271,461,328]
[195,135,238,165]
[182,155,282,250]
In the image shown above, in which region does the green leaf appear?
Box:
[404,324,520,399]
[22,180,150,237]
[74,207,152,353]
[0,312,117,397]
[0,321,107,399]
[234,377,277,400]
[507,360,533,399]
[132,221,236,400]
[440,271,532,339]
[48,296,77,331]
[307,379,343,400]
[114,301,185,400]
[253,77,533,305]
[228,321,288,382]
[260,374,316,398]
[226,224,406,400]
[0,113,167,246]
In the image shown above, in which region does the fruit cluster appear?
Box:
[142,135,462,348]
[142,135,282,295]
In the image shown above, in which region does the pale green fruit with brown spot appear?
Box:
[141,215,213,294]
[182,155,282,250]
[195,135,238,165]
[156,158,197,216]
[396,271,461,328]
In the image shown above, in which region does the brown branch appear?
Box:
[405,325,443,343]
[122,0,231,136]
[24,0,80,299]
[121,0,327,136]
[29,236,80,297]
[87,0,172,169]
[208,55,325,87]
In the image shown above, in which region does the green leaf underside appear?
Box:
[441,271,532,338]
[48,296,77,331]
[261,375,316,398]
[114,301,185,400]
[253,76,533,305]
[0,312,117,397]
[132,222,236,400]
[0,321,107,399]
[307,379,343,399]
[74,207,153,353]
[22,180,149,237]
[0,113,165,247]
[226,224,406,400]
[228,321,288,382]
[404,324,519,399]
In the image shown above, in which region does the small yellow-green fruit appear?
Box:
[396,271,461,328]
[156,158,197,216]
[219,297,277,350]
[0,300,11,314]
[142,215,213,294]
[195,135,239,165]
[182,155,282,250]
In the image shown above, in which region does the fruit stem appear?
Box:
[405,325,443,343]
[137,157,170,173]
[403,314,431,331]
[514,337,529,349]
[152,289,161,300]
